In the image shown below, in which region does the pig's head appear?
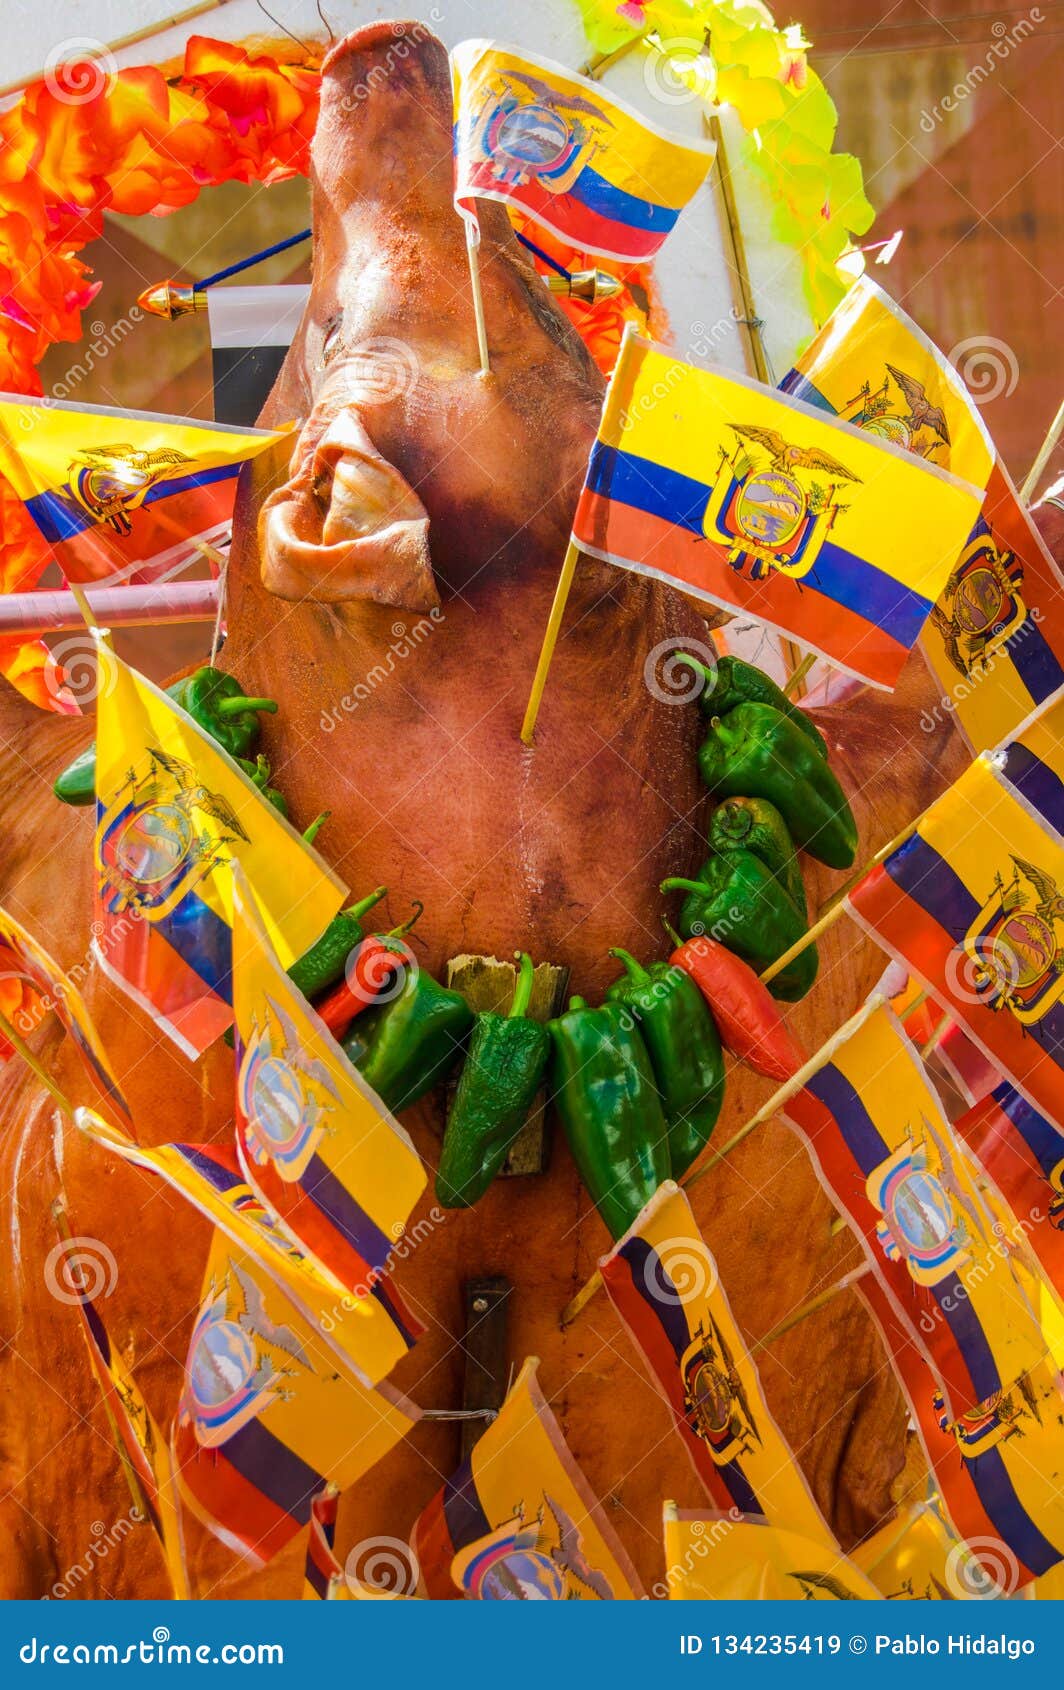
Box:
[259,21,604,614]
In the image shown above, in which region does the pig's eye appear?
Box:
[319,319,344,367]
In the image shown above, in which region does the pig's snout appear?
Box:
[259,408,438,613]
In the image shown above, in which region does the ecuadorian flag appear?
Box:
[92,636,345,1060]
[231,867,426,1304]
[848,690,1064,1132]
[451,41,714,262]
[0,395,287,585]
[173,1228,418,1564]
[781,278,1064,748]
[782,1002,1047,1420]
[860,1272,1064,1590]
[412,1358,643,1600]
[600,1183,834,1542]
[662,1506,878,1600]
[572,328,984,689]
[957,1081,1064,1296]
[75,1107,422,1388]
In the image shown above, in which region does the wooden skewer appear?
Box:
[559,995,886,1327]
[762,816,919,985]
[1020,398,1064,503]
[783,651,817,699]
[0,1009,73,1115]
[520,539,580,746]
[465,224,491,378]
[750,1261,872,1355]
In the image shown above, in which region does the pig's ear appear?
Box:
[259,409,438,612]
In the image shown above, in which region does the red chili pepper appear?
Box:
[666,925,806,1083]
[316,902,423,1038]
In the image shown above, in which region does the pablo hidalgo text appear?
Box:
[875,1635,1034,1658]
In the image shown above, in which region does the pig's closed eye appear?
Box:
[319,319,344,367]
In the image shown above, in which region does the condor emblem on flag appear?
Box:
[868,1131,977,1286]
[451,41,715,263]
[91,637,345,1058]
[961,855,1064,1025]
[0,394,288,585]
[572,327,984,689]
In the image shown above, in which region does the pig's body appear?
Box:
[0,23,982,1598]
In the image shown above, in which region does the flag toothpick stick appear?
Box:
[521,539,581,745]
[771,814,921,981]
[1021,398,1064,503]
[783,650,817,699]
[559,994,886,1327]
[0,1009,74,1115]
[465,225,491,377]
[750,1261,872,1355]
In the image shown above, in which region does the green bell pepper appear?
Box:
[675,651,827,756]
[697,702,857,869]
[548,995,671,1240]
[661,852,817,1001]
[342,964,473,1115]
[708,795,807,918]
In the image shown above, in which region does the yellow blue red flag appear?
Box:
[848,691,1064,1133]
[572,327,984,689]
[956,1081,1064,1299]
[781,277,1064,748]
[662,1504,878,1600]
[859,1272,1064,1591]
[231,868,426,1300]
[852,1500,968,1600]
[781,1000,1047,1420]
[75,1106,421,1387]
[172,1228,419,1565]
[600,1182,834,1542]
[412,1357,643,1600]
[55,1202,189,1598]
[91,635,346,1059]
[451,41,715,262]
[0,902,130,1124]
[0,394,287,584]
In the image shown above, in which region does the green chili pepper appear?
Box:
[53,665,278,807]
[237,753,288,817]
[289,886,388,1000]
[168,666,277,760]
[548,995,671,1240]
[708,795,807,918]
[436,953,551,1209]
[675,651,827,757]
[605,947,724,1179]
[661,853,817,1001]
[342,964,473,1115]
[52,744,97,807]
[697,702,857,869]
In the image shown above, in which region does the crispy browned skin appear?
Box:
[0,23,980,1598]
